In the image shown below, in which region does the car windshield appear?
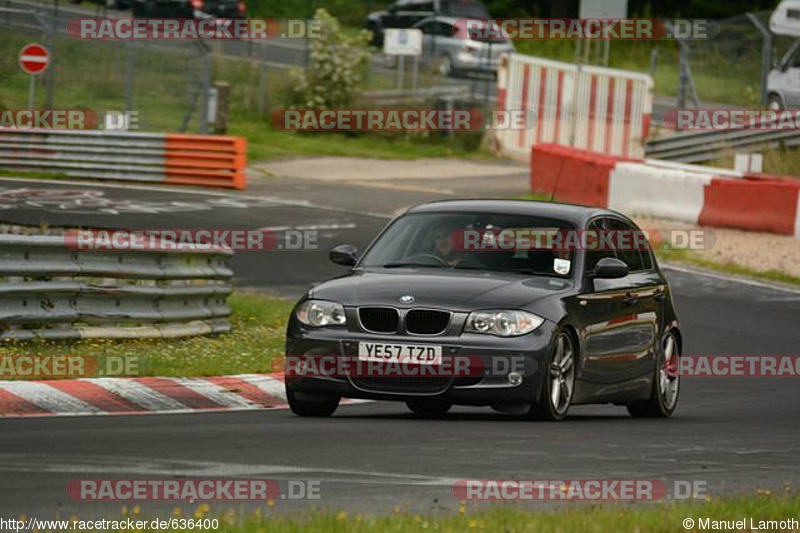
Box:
[358,212,575,277]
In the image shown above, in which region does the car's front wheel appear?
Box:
[528,330,576,421]
[626,331,680,418]
[287,388,340,417]
[406,399,451,417]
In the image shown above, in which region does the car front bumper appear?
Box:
[284,320,557,406]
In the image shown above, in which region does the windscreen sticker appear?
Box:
[554,258,571,275]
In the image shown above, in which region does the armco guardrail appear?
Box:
[0,235,234,340]
[0,129,247,189]
[646,127,800,163]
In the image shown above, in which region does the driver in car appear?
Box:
[432,224,467,267]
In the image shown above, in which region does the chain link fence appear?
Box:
[0,0,312,133]
[657,11,799,108]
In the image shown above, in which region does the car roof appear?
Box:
[404,199,629,226]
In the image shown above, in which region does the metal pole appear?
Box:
[678,43,688,109]
[45,16,55,109]
[28,75,36,109]
[411,55,419,95]
[396,55,404,89]
[124,40,134,114]
[259,41,266,115]
[746,12,772,108]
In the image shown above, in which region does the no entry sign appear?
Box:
[19,43,50,75]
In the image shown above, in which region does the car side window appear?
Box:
[609,219,647,272]
[419,20,437,35]
[585,218,617,273]
[438,22,455,37]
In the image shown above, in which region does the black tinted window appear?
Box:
[585,218,617,272]
[609,219,647,272]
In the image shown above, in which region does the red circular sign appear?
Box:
[19,43,50,75]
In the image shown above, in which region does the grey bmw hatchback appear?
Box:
[285,200,682,421]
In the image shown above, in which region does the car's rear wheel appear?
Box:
[528,330,576,421]
[406,398,451,417]
[287,388,340,417]
[627,331,680,418]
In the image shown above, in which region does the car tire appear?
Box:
[406,399,451,417]
[626,331,680,418]
[527,330,576,421]
[287,388,340,417]
[768,94,785,111]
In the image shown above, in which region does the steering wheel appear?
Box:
[405,253,449,267]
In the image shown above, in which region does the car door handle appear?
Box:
[653,287,665,301]
[622,293,638,306]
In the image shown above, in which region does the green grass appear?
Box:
[233,121,494,161]
[76,490,800,532]
[0,292,294,380]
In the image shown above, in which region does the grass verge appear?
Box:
[0,292,294,380]
[98,491,800,532]
[656,247,800,287]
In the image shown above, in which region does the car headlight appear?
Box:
[295,300,347,327]
[464,310,544,337]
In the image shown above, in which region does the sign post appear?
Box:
[19,43,51,109]
[383,29,423,91]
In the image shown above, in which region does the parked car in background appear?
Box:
[132,0,245,19]
[412,16,513,77]
[365,0,490,47]
[767,39,800,110]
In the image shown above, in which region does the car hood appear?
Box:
[308,268,572,316]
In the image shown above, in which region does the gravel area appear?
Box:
[635,217,800,279]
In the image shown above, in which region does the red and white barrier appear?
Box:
[531,144,800,238]
[497,54,653,160]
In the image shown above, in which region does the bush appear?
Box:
[286,8,372,109]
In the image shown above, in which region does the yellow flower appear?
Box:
[335,511,347,521]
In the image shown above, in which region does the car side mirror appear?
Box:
[589,257,629,279]
[329,244,359,267]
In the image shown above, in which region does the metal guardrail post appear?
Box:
[746,12,772,109]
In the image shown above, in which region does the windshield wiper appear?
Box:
[381,262,445,269]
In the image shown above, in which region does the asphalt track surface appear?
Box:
[0,176,798,519]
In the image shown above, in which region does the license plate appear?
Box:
[358,343,442,365]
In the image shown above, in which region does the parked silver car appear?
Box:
[412,16,514,77]
[767,39,800,110]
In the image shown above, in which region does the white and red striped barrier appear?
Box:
[496,54,653,160]
[0,373,288,417]
[531,144,800,238]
